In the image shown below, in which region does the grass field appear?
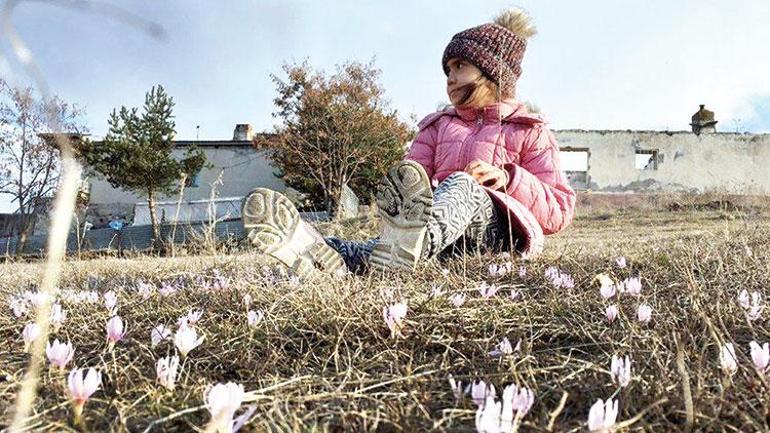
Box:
[1,195,769,432]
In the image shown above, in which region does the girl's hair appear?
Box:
[454,75,500,108]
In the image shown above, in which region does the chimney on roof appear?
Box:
[233,124,254,141]
[690,104,717,135]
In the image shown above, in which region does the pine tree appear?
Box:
[79,85,206,250]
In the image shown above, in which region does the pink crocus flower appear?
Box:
[50,303,67,330]
[106,316,126,349]
[242,294,253,309]
[22,323,40,352]
[156,355,180,391]
[605,305,619,324]
[610,355,632,387]
[430,284,446,298]
[477,282,500,299]
[174,323,205,358]
[448,374,463,403]
[205,382,245,433]
[509,289,522,301]
[518,266,527,278]
[749,341,769,373]
[622,277,642,296]
[136,280,154,299]
[186,309,203,325]
[467,380,496,407]
[10,297,27,318]
[637,303,652,324]
[721,343,738,376]
[489,337,521,358]
[615,256,627,269]
[451,293,466,307]
[588,398,618,432]
[738,290,764,321]
[103,290,118,313]
[475,394,502,433]
[383,302,407,338]
[67,367,101,423]
[247,310,264,328]
[501,384,535,428]
[595,274,616,300]
[46,339,75,371]
[151,324,172,348]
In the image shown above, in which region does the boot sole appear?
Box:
[241,188,345,279]
[371,161,433,272]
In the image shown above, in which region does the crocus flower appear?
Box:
[46,339,75,371]
[588,398,618,433]
[174,323,205,358]
[721,343,738,376]
[383,302,407,338]
[247,310,264,328]
[518,266,527,278]
[477,283,500,299]
[243,294,253,309]
[22,323,40,352]
[137,281,154,299]
[595,274,616,299]
[50,303,67,330]
[637,303,652,324]
[489,337,520,358]
[159,282,177,297]
[205,382,245,433]
[488,262,512,277]
[186,309,203,325]
[615,256,627,268]
[468,380,496,407]
[737,290,764,321]
[430,284,445,298]
[448,374,463,403]
[10,297,27,318]
[509,289,522,301]
[605,305,619,324]
[231,405,257,432]
[622,277,642,296]
[749,341,769,373]
[475,394,502,433]
[156,355,180,391]
[68,367,101,423]
[501,384,535,427]
[451,293,466,307]
[610,355,632,387]
[151,324,172,348]
[103,290,118,313]
[29,291,49,308]
[106,316,126,349]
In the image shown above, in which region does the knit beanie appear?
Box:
[442,9,537,97]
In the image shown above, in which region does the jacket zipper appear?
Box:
[459,115,485,168]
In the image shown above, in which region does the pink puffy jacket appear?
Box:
[406,99,576,256]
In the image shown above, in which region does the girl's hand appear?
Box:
[464,159,509,191]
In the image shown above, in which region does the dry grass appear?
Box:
[1,203,769,432]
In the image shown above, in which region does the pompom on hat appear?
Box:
[442,8,537,97]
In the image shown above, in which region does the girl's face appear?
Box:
[445,58,495,108]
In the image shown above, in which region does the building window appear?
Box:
[185,170,201,187]
[560,148,590,190]
[635,150,658,170]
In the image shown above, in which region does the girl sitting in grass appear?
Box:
[241,8,575,278]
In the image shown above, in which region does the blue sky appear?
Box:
[2,0,769,211]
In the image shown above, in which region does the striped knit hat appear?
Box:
[442,9,537,97]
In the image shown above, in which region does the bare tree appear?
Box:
[0,79,86,250]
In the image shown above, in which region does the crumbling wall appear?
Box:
[555,130,770,194]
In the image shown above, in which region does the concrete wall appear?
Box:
[86,144,286,226]
[555,130,770,193]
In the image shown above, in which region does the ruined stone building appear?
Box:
[83,106,770,226]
